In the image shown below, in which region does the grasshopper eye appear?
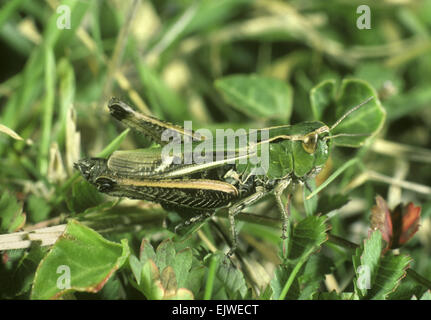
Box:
[302,133,318,154]
[95,177,116,192]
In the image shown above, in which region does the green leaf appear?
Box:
[0,191,26,233]
[298,255,333,299]
[309,78,386,147]
[259,285,273,300]
[387,277,426,300]
[155,239,177,273]
[96,128,130,158]
[186,266,206,298]
[140,258,164,300]
[172,248,193,288]
[353,232,383,296]
[0,245,47,298]
[38,45,55,176]
[129,255,143,286]
[313,291,341,300]
[56,58,76,147]
[288,215,328,260]
[303,180,317,216]
[313,292,359,300]
[215,74,293,120]
[131,239,198,299]
[352,230,411,300]
[98,277,123,300]
[315,194,350,215]
[66,180,105,213]
[27,195,51,223]
[140,239,156,262]
[310,79,336,121]
[31,220,130,299]
[333,79,386,147]
[271,215,328,299]
[212,253,248,299]
[271,264,300,300]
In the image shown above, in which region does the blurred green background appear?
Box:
[0,0,430,299]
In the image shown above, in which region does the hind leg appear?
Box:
[174,211,215,233]
[226,187,268,256]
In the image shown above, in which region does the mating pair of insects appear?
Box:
[75,96,373,255]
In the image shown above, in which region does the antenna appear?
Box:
[323,132,371,141]
[330,96,374,131]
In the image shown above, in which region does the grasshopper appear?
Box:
[75,96,374,255]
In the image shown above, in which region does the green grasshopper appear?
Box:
[75,96,374,255]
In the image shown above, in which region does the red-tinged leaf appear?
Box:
[370,196,393,245]
[394,202,421,246]
[370,195,421,253]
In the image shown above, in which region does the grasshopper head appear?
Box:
[289,96,374,178]
[74,158,118,194]
[298,125,331,177]
[74,158,109,183]
[108,98,134,122]
[280,121,331,178]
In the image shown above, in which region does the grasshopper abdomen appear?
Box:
[75,158,239,211]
